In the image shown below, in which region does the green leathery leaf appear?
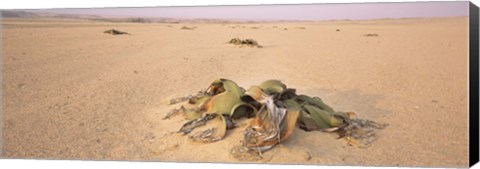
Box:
[279,88,297,100]
[189,95,210,106]
[298,110,322,131]
[230,102,257,119]
[303,105,341,129]
[295,95,335,113]
[220,79,243,97]
[306,104,344,127]
[185,109,202,120]
[297,108,306,124]
[284,99,301,113]
[328,116,344,127]
[242,85,266,103]
[239,87,246,94]
[280,99,301,141]
[259,80,286,95]
[332,111,350,121]
[206,79,226,96]
[206,91,242,115]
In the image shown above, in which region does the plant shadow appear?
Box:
[297,88,390,120]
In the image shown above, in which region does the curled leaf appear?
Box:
[185,108,202,120]
[302,104,345,129]
[188,95,210,105]
[295,95,335,113]
[242,85,266,103]
[163,106,186,120]
[259,80,286,95]
[203,91,242,115]
[179,113,217,134]
[207,78,243,97]
[243,96,299,153]
[231,102,257,119]
[278,99,301,141]
[189,114,227,143]
[206,79,226,96]
[169,96,191,105]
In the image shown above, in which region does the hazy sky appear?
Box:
[30,1,469,21]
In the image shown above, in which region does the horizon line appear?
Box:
[11,2,467,22]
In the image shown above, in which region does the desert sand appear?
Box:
[1,16,469,167]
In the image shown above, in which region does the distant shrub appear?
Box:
[181,26,196,30]
[128,18,150,23]
[104,29,130,35]
[364,33,379,37]
[229,38,262,48]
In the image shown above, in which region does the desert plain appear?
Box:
[0,16,469,167]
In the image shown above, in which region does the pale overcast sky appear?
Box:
[29,1,469,21]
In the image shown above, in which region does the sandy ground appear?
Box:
[1,17,469,167]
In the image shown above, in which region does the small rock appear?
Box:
[17,83,26,89]
[143,132,155,141]
[304,151,312,161]
[6,120,15,128]
[431,100,438,103]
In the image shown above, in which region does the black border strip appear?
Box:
[470,1,479,167]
